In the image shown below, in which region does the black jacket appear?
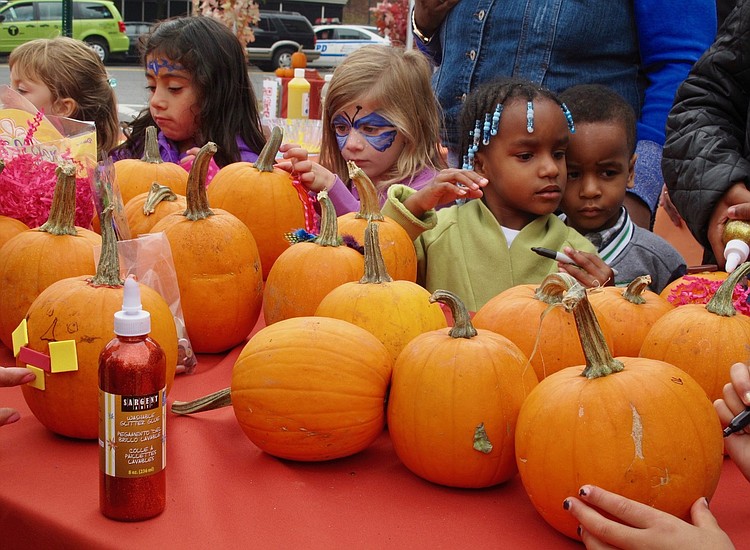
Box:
[662,0,748,257]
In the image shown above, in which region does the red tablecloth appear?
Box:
[1,315,749,549]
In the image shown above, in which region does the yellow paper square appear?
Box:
[49,340,78,373]
[26,365,45,390]
[11,319,28,357]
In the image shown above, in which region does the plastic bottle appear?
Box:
[320,73,333,113]
[99,275,167,521]
[722,220,750,273]
[287,68,310,119]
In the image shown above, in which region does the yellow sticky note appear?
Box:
[49,340,78,373]
[26,365,45,390]
[11,319,28,357]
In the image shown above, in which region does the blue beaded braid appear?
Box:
[560,102,576,133]
[490,103,502,136]
[526,100,534,133]
[482,113,492,146]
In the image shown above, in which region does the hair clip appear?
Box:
[561,102,575,133]
[526,101,534,133]
[107,77,117,88]
[490,103,502,136]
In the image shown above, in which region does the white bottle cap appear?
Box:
[294,68,306,78]
[114,275,151,337]
[724,239,750,273]
[324,73,333,82]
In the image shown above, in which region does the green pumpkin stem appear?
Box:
[39,162,78,236]
[171,387,232,415]
[539,272,624,379]
[90,205,123,286]
[621,275,652,305]
[347,160,385,221]
[254,126,283,173]
[429,289,478,339]
[314,190,343,247]
[143,182,178,215]
[141,126,165,164]
[183,142,217,221]
[361,222,393,284]
[706,262,750,317]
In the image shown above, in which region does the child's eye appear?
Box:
[145,86,156,93]
[168,87,183,93]
[602,170,620,178]
[567,171,581,180]
[516,153,533,161]
[333,124,350,136]
[553,151,566,160]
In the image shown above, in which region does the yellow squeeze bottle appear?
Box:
[722,220,750,272]
[287,68,310,119]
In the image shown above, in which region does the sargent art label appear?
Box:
[99,388,166,478]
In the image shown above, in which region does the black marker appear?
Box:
[531,246,576,265]
[723,407,750,437]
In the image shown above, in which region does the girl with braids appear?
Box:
[382,77,605,311]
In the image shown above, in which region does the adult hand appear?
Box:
[659,185,684,227]
[413,0,461,37]
[707,182,750,267]
[563,485,734,550]
[557,248,616,289]
[0,366,36,427]
[715,362,750,483]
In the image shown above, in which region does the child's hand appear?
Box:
[180,146,219,185]
[404,169,487,217]
[275,143,336,193]
[557,247,616,289]
[715,362,750,483]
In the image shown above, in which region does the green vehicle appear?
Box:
[0,0,129,63]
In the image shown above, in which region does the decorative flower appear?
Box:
[664,275,750,316]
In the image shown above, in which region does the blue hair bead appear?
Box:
[482,113,492,146]
[561,102,576,133]
[490,103,502,136]
[526,101,534,133]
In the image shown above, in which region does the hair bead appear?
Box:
[490,103,502,136]
[526,100,534,133]
[561,102,576,133]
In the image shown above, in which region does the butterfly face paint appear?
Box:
[333,107,398,152]
[147,58,185,76]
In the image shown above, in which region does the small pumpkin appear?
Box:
[388,289,537,488]
[124,182,187,237]
[660,270,750,315]
[0,214,28,250]
[515,273,723,540]
[291,48,307,69]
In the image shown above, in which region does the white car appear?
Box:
[310,24,390,67]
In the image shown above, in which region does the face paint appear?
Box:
[333,107,398,152]
[147,58,185,76]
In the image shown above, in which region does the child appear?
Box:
[278,44,459,215]
[111,16,266,176]
[381,77,601,312]
[8,36,120,158]
[558,84,686,293]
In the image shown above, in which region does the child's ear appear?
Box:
[52,97,77,118]
[473,152,487,177]
[626,153,637,190]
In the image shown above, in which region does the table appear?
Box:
[1,315,749,549]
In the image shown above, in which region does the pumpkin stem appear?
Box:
[90,205,123,287]
[38,162,78,235]
[706,261,750,317]
[621,275,652,305]
[141,126,165,164]
[171,387,232,415]
[429,289,478,339]
[314,190,343,247]
[360,222,393,284]
[347,160,385,221]
[540,273,624,379]
[183,142,217,221]
[254,126,283,173]
[143,182,178,216]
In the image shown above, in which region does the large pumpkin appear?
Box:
[124,182,187,237]
[515,273,723,540]
[0,163,101,350]
[659,270,750,316]
[20,207,178,439]
[150,143,263,353]
[388,289,537,488]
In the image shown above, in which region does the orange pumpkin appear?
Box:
[660,270,728,304]
[0,164,101,350]
[124,182,187,237]
[207,127,307,279]
[291,49,307,69]
[113,126,189,205]
[151,143,263,353]
[0,214,28,250]
[263,190,365,325]
[315,222,446,360]
[21,207,178,439]
[515,273,723,540]
[336,161,417,282]
[388,289,537,488]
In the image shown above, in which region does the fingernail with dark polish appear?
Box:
[562,499,571,510]
[579,486,588,497]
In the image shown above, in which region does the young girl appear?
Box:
[111,16,266,176]
[8,36,120,158]
[382,77,608,311]
[278,44,469,215]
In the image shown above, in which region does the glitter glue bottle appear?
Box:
[287,68,310,119]
[99,275,166,521]
[722,220,750,273]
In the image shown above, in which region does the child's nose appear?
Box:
[580,177,602,198]
[343,130,366,150]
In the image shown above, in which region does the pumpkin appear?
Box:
[315,222,446,360]
[336,161,417,282]
[291,48,307,69]
[515,273,724,540]
[472,281,614,380]
[263,190,365,325]
[388,289,537,488]
[113,126,189,205]
[659,270,750,315]
[0,163,101,350]
[640,261,750,402]
[124,182,187,237]
[150,143,263,353]
[20,206,178,439]
[0,214,28,250]
[587,275,674,357]
[207,127,307,279]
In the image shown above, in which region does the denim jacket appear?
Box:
[421,0,716,213]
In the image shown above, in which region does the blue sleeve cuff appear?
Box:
[630,140,664,213]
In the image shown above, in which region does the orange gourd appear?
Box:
[515,273,723,540]
[113,126,189,205]
[0,214,28,250]
[291,49,307,69]
[124,182,187,237]
[0,163,101,350]
[151,143,263,353]
[20,207,178,439]
[388,289,537,488]
[315,222,446,360]
[640,261,750,402]
[336,161,417,282]
[263,190,365,325]
[207,127,307,279]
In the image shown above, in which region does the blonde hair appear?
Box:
[9,37,120,156]
[320,45,446,191]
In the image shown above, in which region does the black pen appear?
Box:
[724,407,750,437]
[531,246,577,265]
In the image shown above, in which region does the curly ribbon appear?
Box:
[292,176,318,233]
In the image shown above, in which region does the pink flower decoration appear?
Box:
[664,275,750,316]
